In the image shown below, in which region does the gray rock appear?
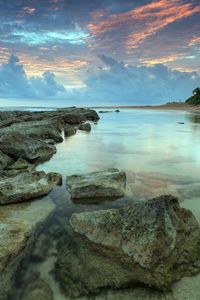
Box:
[0,132,56,163]
[66,168,126,203]
[0,170,62,205]
[79,122,91,132]
[62,195,200,295]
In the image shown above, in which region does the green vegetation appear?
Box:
[186,87,200,105]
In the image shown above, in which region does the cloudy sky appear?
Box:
[0,0,200,106]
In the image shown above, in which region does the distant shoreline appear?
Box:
[91,103,200,113]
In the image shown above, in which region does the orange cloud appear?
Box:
[141,54,181,65]
[18,54,88,86]
[88,0,200,50]
[188,36,200,46]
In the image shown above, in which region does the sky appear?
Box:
[0,0,200,106]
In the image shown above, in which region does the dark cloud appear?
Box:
[0,55,66,99]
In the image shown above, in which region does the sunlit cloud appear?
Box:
[141,54,181,65]
[88,0,200,50]
[188,36,200,46]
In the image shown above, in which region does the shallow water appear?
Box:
[12,109,200,300]
[38,109,200,186]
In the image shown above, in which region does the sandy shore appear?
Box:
[92,103,200,113]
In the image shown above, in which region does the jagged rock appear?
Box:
[56,195,200,296]
[0,150,14,171]
[0,171,62,205]
[64,125,77,137]
[66,168,126,203]
[0,132,56,163]
[0,198,55,300]
[79,122,91,132]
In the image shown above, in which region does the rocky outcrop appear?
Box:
[66,168,126,203]
[79,122,91,132]
[0,132,56,163]
[54,195,200,297]
[0,171,62,205]
[0,197,55,300]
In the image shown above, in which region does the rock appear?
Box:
[21,279,53,300]
[66,168,126,203]
[0,132,56,163]
[115,109,120,113]
[0,150,14,171]
[0,119,63,143]
[98,111,113,114]
[3,158,35,177]
[47,172,63,186]
[0,198,55,300]
[81,109,100,121]
[79,122,91,132]
[0,171,62,205]
[61,113,84,125]
[64,125,77,137]
[59,195,200,295]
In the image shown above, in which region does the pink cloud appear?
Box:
[87,0,200,50]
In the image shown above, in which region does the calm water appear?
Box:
[14,109,200,300]
[38,109,200,181]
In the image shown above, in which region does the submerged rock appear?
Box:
[0,198,55,300]
[55,195,200,297]
[0,171,62,205]
[21,279,53,300]
[66,168,126,203]
[0,132,56,163]
[79,122,91,132]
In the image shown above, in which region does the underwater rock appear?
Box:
[21,279,53,300]
[0,198,55,300]
[66,168,126,203]
[55,195,200,297]
[0,171,62,205]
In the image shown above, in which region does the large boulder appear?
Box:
[0,132,56,163]
[55,195,200,296]
[0,197,55,300]
[0,171,62,205]
[66,168,126,203]
[64,125,77,137]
